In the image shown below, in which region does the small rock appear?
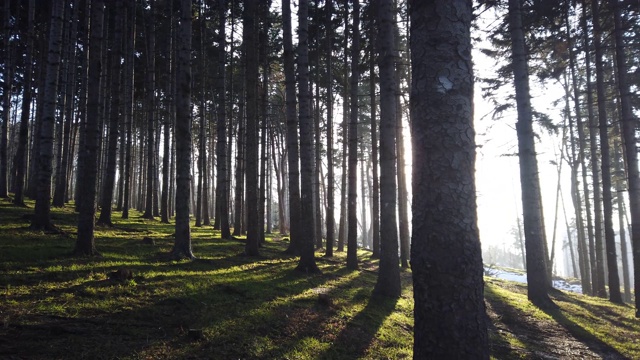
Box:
[142,237,155,245]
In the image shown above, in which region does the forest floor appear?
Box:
[0,197,638,359]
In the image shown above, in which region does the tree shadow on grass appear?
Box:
[318,291,400,359]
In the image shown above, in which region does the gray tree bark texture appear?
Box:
[410,1,489,358]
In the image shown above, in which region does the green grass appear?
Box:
[1,197,638,359]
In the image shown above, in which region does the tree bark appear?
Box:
[0,0,11,198]
[346,0,360,271]
[122,0,136,220]
[508,0,553,308]
[373,0,400,298]
[294,0,320,273]
[282,0,302,254]
[172,0,195,260]
[13,0,35,206]
[612,0,640,316]
[32,0,65,231]
[243,0,260,256]
[142,2,156,220]
[324,0,335,258]
[75,0,104,255]
[97,0,124,226]
[592,0,622,303]
[215,0,231,239]
[410,1,489,357]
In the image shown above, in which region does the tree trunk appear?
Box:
[161,10,174,224]
[373,0,401,298]
[592,0,622,303]
[615,141,631,303]
[612,0,640,316]
[283,0,302,254]
[508,0,553,308]
[122,0,136,219]
[53,0,79,207]
[75,0,104,255]
[294,0,320,273]
[581,3,605,297]
[338,4,349,253]
[13,0,35,206]
[566,7,593,294]
[32,0,65,231]
[142,2,156,220]
[243,0,260,256]
[215,0,231,239]
[0,0,11,198]
[172,0,195,260]
[410,1,489,357]
[324,0,335,258]
[368,14,380,258]
[346,0,360,270]
[97,0,124,227]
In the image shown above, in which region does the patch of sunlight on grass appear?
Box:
[284,337,330,360]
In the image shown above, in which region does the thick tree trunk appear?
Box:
[346,0,360,270]
[612,0,640,316]
[75,0,104,255]
[410,1,488,357]
[13,0,35,206]
[592,0,622,303]
[338,5,349,254]
[97,0,124,226]
[32,0,65,231]
[373,0,401,298]
[171,0,195,260]
[161,12,174,224]
[508,0,553,308]
[294,0,320,273]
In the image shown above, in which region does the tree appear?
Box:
[373,0,400,298]
[97,0,124,227]
[75,0,105,255]
[244,0,260,256]
[592,0,622,304]
[508,0,553,309]
[295,0,320,273]
[171,0,195,260]
[31,0,65,231]
[13,0,35,206]
[1,0,11,199]
[612,0,640,316]
[122,0,136,220]
[142,1,157,220]
[346,0,360,271]
[324,0,335,258]
[215,0,231,239]
[283,0,302,255]
[410,1,489,357]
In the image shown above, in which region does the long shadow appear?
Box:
[540,301,628,359]
[551,290,635,331]
[484,284,549,358]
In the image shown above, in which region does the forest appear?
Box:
[0,0,639,358]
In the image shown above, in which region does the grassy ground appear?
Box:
[0,197,638,359]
